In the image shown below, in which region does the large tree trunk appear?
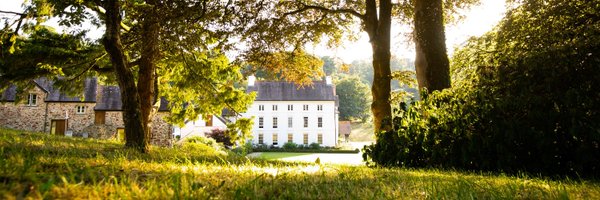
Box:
[137,0,161,149]
[102,0,149,152]
[414,0,451,92]
[364,0,393,133]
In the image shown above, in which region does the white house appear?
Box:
[242,76,339,147]
[173,114,228,140]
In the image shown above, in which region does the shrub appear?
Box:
[282,142,298,150]
[309,142,321,149]
[206,129,233,147]
[364,0,600,178]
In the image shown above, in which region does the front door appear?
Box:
[51,120,66,136]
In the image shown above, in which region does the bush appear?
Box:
[206,129,233,147]
[364,0,600,178]
[282,142,298,150]
[309,142,321,149]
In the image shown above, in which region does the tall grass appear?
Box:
[0,128,597,199]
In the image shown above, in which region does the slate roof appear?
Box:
[0,85,17,102]
[1,78,96,102]
[1,77,169,111]
[247,81,337,101]
[36,77,97,102]
[95,85,169,111]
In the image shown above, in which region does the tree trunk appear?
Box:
[137,0,161,150]
[364,0,393,133]
[414,0,451,92]
[102,0,149,152]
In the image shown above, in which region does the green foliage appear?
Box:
[282,142,298,150]
[335,75,371,121]
[0,26,104,89]
[309,143,321,149]
[320,56,337,75]
[364,0,600,178]
[160,51,254,129]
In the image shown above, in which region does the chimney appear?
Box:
[325,76,332,85]
[248,75,256,86]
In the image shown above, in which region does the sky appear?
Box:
[2,0,506,63]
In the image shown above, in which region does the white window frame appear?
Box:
[317,117,323,128]
[303,104,309,111]
[76,106,86,114]
[287,133,293,143]
[287,104,293,111]
[27,94,37,106]
[258,133,264,144]
[258,117,264,128]
[273,117,278,128]
[273,104,278,111]
[288,117,293,128]
[318,133,323,144]
[258,105,265,111]
[303,117,308,128]
[272,133,278,145]
[303,133,309,145]
[317,105,323,111]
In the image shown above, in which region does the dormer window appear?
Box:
[27,94,37,106]
[76,106,86,114]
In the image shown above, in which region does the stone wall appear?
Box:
[45,102,96,134]
[0,86,47,132]
[1,85,173,147]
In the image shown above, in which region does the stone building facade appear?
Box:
[0,78,173,147]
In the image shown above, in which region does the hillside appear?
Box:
[1,128,598,199]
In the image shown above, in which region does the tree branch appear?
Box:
[283,3,365,21]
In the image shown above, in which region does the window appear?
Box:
[288,133,293,143]
[303,117,308,128]
[273,105,278,111]
[317,117,323,128]
[272,133,278,145]
[258,105,264,111]
[288,117,293,128]
[258,117,264,128]
[303,104,309,111]
[317,105,323,111]
[76,106,86,114]
[318,133,323,144]
[258,133,263,144]
[273,117,278,128]
[303,133,308,145]
[287,104,293,111]
[27,94,37,106]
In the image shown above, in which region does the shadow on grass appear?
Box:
[1,129,598,199]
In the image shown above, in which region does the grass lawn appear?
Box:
[349,122,375,142]
[256,152,312,160]
[1,128,599,199]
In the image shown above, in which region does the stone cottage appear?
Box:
[0,77,172,146]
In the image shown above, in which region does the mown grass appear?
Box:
[349,122,375,142]
[1,128,598,199]
[256,152,312,160]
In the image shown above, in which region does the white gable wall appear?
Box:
[242,100,338,147]
[173,115,227,139]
